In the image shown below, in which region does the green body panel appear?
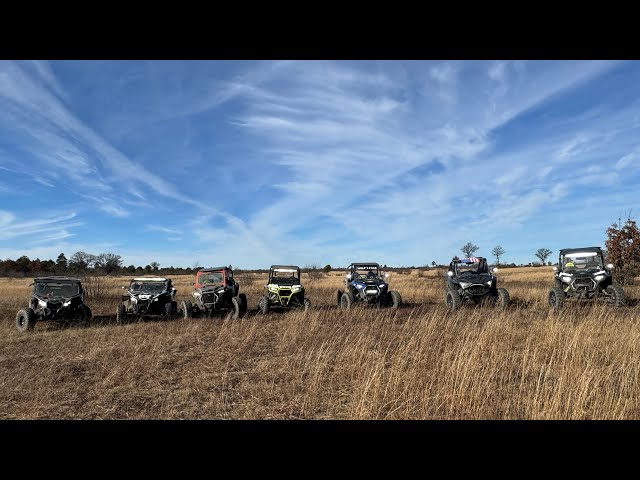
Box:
[266,284,306,308]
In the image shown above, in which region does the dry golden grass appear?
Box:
[1,267,640,419]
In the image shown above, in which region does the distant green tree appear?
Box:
[16,255,31,274]
[323,264,332,273]
[56,253,68,272]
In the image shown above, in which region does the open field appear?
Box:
[2,267,640,419]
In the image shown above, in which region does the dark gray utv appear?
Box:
[117,277,178,324]
[549,247,623,308]
[16,276,92,332]
[444,257,509,311]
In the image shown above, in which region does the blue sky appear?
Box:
[0,60,639,268]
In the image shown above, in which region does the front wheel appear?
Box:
[606,284,625,307]
[389,290,402,310]
[239,293,248,314]
[78,304,92,326]
[548,287,565,309]
[231,296,241,319]
[258,296,270,315]
[445,289,461,312]
[340,291,354,310]
[181,299,193,319]
[116,303,127,325]
[16,307,36,332]
[496,288,510,309]
[164,301,176,320]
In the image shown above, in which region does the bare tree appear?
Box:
[535,248,552,265]
[69,251,96,272]
[94,253,123,275]
[461,242,479,258]
[491,245,505,265]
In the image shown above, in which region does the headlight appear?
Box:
[561,276,572,284]
[38,300,47,308]
[485,280,492,286]
[594,275,605,282]
[291,285,302,291]
[63,301,71,307]
[153,297,158,302]
[460,282,471,288]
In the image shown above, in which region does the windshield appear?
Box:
[35,282,81,298]
[271,269,300,283]
[199,272,224,285]
[562,252,603,272]
[352,266,380,279]
[456,259,488,275]
[130,282,166,294]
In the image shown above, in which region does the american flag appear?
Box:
[461,256,480,263]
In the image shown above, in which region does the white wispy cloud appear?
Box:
[146,225,182,235]
[0,210,82,241]
[1,60,636,267]
[0,61,207,217]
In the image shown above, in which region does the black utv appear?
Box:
[181,267,247,319]
[116,277,178,324]
[549,247,624,308]
[16,276,92,332]
[444,257,509,311]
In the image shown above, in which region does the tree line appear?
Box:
[0,252,196,277]
[2,216,639,280]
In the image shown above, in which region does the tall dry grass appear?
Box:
[1,267,639,419]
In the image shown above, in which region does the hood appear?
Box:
[354,278,384,286]
[198,285,225,293]
[455,273,493,284]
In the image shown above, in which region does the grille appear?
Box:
[202,293,217,304]
[467,285,488,295]
[280,289,292,297]
[573,278,595,289]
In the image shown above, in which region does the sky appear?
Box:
[0,60,639,269]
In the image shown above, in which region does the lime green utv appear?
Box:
[258,265,311,314]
